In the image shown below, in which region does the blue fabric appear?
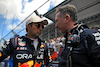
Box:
[9,56,13,67]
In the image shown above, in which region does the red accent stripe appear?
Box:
[15,37,18,46]
[19,47,20,50]
[44,43,45,48]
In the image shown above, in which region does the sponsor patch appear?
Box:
[18,38,26,46]
[16,54,33,59]
[18,42,26,46]
[93,32,100,45]
[17,47,27,50]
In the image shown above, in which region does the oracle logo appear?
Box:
[16,54,33,59]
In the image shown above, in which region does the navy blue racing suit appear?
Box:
[59,25,100,67]
[0,35,49,67]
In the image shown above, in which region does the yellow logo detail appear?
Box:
[19,60,34,67]
[49,55,51,59]
[0,52,2,57]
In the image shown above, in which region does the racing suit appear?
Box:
[59,25,100,67]
[0,35,49,67]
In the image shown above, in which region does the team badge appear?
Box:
[19,41,26,46]
[18,38,26,46]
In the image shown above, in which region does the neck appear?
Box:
[72,24,78,29]
[69,22,78,31]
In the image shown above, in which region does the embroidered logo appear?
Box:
[17,47,27,50]
[93,32,100,45]
[19,42,25,46]
[18,38,26,46]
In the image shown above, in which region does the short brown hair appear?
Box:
[56,4,77,22]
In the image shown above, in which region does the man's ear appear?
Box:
[64,14,70,23]
[27,24,31,31]
[65,14,70,20]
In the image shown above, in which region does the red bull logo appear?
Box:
[18,60,33,67]
[18,60,42,67]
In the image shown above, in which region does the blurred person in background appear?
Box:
[58,45,64,57]
[49,45,58,61]
[98,27,100,32]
